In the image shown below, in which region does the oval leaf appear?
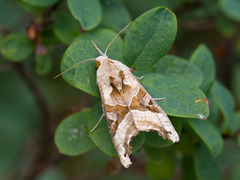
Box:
[123,6,177,69]
[144,146,162,160]
[186,118,223,157]
[54,109,95,156]
[194,145,220,180]
[135,55,203,87]
[22,0,59,7]
[147,156,175,179]
[190,44,216,92]
[101,1,131,33]
[61,29,123,97]
[67,0,102,30]
[52,12,80,44]
[182,156,197,180]
[35,54,52,76]
[233,112,240,134]
[219,0,240,22]
[1,34,33,62]
[144,117,181,148]
[88,103,145,157]
[155,55,203,87]
[142,74,209,119]
[211,81,235,132]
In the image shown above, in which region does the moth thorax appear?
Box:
[96,55,109,68]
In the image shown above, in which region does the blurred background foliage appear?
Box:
[0,0,240,180]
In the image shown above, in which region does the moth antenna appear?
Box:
[54,58,96,79]
[104,22,132,55]
[90,113,105,134]
[91,41,104,56]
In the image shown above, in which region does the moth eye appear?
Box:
[96,61,100,68]
[149,100,153,105]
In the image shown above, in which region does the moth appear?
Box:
[55,23,180,168]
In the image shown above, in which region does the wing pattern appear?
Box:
[97,58,179,168]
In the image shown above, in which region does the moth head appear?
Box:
[96,55,108,68]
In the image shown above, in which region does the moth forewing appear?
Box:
[96,57,179,168]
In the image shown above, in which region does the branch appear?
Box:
[178,20,214,31]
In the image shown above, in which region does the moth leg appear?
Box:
[90,113,105,134]
[134,75,144,80]
[153,97,166,101]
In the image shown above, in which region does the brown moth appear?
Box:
[55,23,179,168]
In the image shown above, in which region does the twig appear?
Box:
[16,63,51,128]
[178,20,214,31]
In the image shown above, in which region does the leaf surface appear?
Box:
[22,0,59,7]
[135,55,203,87]
[55,109,95,156]
[52,12,80,44]
[101,1,131,33]
[186,118,223,157]
[142,74,209,119]
[123,7,177,68]
[194,145,220,180]
[67,0,101,30]
[211,81,235,132]
[1,34,33,62]
[190,44,215,92]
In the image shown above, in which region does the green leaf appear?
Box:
[155,55,203,87]
[88,103,145,157]
[0,0,27,29]
[16,0,45,13]
[35,54,52,76]
[35,168,67,180]
[52,12,80,44]
[233,112,240,134]
[219,0,240,22]
[88,104,117,157]
[67,0,102,30]
[237,136,240,147]
[123,6,177,68]
[122,0,181,20]
[194,145,220,180]
[135,55,203,87]
[147,156,175,179]
[190,44,216,92]
[215,17,237,38]
[144,146,162,160]
[142,74,209,119]
[178,134,195,156]
[231,162,240,180]
[54,109,95,156]
[1,34,33,62]
[186,118,223,157]
[61,29,123,97]
[207,93,220,123]
[0,72,41,178]
[234,36,240,57]
[22,0,60,7]
[231,63,240,102]
[144,117,181,148]
[182,156,197,180]
[101,1,131,33]
[211,81,235,132]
